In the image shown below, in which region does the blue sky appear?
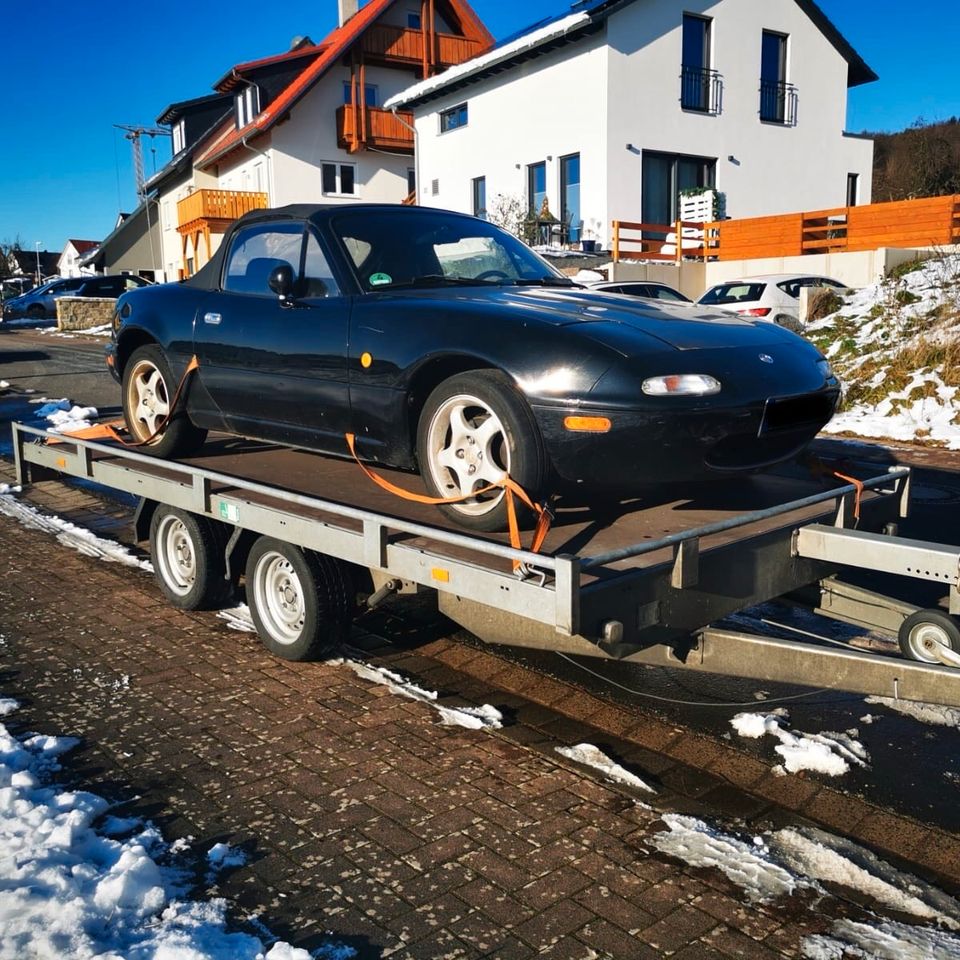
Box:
[1,0,956,254]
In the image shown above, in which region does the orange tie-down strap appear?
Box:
[345,432,552,571]
[48,356,201,447]
[832,470,865,521]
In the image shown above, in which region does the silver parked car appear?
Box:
[2,274,151,322]
[696,274,846,330]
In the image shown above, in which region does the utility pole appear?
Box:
[114,124,171,200]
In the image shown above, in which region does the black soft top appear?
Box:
[184,203,442,290]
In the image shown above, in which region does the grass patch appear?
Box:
[888,257,928,281]
[894,289,921,306]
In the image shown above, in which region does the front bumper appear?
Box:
[532,388,839,487]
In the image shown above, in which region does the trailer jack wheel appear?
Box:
[898,609,960,666]
[150,505,234,610]
[245,537,353,661]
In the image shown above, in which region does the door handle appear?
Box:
[203,312,222,325]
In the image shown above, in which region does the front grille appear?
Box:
[760,392,838,435]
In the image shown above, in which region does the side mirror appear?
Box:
[268,264,295,300]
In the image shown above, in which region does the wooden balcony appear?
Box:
[176,189,268,234]
[337,105,414,154]
[361,24,482,69]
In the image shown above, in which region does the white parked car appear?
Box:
[586,279,692,303]
[696,274,846,329]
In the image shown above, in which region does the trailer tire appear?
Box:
[245,537,353,661]
[897,609,960,663]
[122,344,206,458]
[150,505,234,610]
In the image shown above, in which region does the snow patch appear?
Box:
[730,710,869,776]
[771,827,960,928]
[0,490,152,572]
[555,743,656,795]
[336,658,503,730]
[804,919,960,959]
[865,695,960,729]
[0,699,18,717]
[649,815,797,902]
[0,710,349,958]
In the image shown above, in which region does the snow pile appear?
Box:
[0,488,152,571]
[730,709,869,776]
[385,11,591,108]
[807,254,960,448]
[555,743,656,795]
[804,919,960,959]
[865,695,960,729]
[31,397,100,433]
[337,658,503,730]
[0,700,332,959]
[649,815,798,902]
[0,380,10,390]
[771,827,960,928]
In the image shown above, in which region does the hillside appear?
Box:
[805,254,960,449]
[866,118,960,202]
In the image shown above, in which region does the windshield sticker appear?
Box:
[369,273,393,287]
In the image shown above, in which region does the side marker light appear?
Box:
[563,416,612,433]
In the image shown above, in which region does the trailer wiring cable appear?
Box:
[554,651,832,708]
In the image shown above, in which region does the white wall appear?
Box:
[413,32,609,237]
[605,0,873,224]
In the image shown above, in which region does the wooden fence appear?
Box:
[611,194,960,263]
[611,220,707,262]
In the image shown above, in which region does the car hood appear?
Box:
[471,287,794,352]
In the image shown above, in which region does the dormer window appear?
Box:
[171,119,186,154]
[235,84,261,129]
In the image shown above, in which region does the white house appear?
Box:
[57,240,99,277]
[176,0,493,275]
[386,0,877,247]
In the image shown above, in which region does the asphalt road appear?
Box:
[2,323,959,836]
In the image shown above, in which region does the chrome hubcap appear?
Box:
[427,393,509,516]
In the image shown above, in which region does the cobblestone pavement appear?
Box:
[3,468,956,959]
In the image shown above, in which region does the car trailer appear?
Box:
[12,421,960,708]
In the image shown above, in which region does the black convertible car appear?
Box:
[107,203,839,531]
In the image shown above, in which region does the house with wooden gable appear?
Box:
[177,0,492,274]
[387,0,877,248]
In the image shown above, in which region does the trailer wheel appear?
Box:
[150,505,234,610]
[245,538,353,661]
[897,609,960,664]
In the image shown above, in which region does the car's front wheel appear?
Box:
[416,370,547,532]
[122,344,207,458]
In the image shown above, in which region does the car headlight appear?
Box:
[816,358,834,379]
[642,374,721,396]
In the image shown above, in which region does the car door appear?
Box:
[193,220,351,450]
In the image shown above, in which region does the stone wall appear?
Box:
[56,297,116,331]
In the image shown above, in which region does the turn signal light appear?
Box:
[563,416,612,433]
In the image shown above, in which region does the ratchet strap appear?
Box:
[345,432,552,572]
[50,356,200,447]
[831,470,865,521]
[801,453,864,521]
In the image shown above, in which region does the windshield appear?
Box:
[330,208,571,292]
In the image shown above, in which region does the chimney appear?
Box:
[338,0,358,26]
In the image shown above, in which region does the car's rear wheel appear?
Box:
[416,370,547,532]
[122,344,206,458]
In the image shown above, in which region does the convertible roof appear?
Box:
[185,203,456,289]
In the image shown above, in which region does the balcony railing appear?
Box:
[361,24,483,68]
[759,79,798,125]
[337,105,415,154]
[680,65,722,114]
[176,189,268,232]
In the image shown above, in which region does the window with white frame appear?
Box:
[235,84,260,128]
[342,81,379,106]
[321,162,357,196]
[171,119,186,154]
[407,11,422,28]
